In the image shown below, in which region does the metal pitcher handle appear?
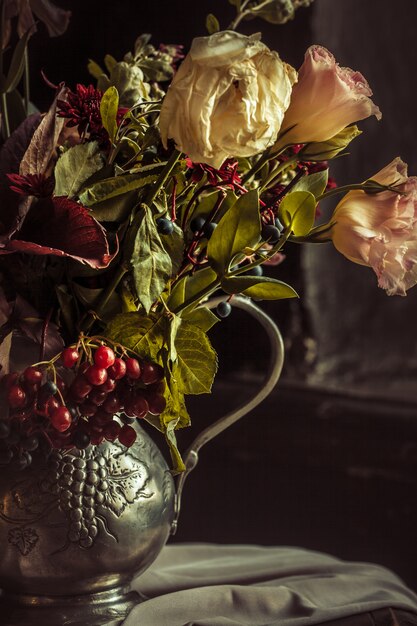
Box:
[172,294,285,533]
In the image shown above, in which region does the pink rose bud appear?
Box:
[274,45,381,151]
[330,157,417,296]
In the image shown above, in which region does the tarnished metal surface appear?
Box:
[0,425,175,624]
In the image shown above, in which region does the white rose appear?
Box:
[159,30,296,169]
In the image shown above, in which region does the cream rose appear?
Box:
[330,158,417,296]
[274,45,381,150]
[159,30,296,169]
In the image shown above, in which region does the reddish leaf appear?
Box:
[2,196,114,268]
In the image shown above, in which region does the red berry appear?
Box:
[46,396,60,417]
[91,409,113,426]
[50,406,72,432]
[94,345,115,369]
[107,358,126,380]
[103,420,121,442]
[8,385,27,409]
[56,376,67,393]
[79,401,97,417]
[90,431,104,446]
[70,376,92,401]
[23,367,43,385]
[103,394,122,414]
[124,393,148,419]
[89,388,107,406]
[100,378,116,393]
[118,424,136,447]
[85,365,108,386]
[141,362,164,385]
[125,358,141,380]
[2,372,19,390]
[61,347,79,368]
[146,393,167,415]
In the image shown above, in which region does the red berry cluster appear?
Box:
[0,343,166,470]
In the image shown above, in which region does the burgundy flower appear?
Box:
[57,84,104,140]
[7,172,54,197]
[57,84,127,146]
[186,158,246,192]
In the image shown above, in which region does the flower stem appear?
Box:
[23,47,30,115]
[145,149,182,206]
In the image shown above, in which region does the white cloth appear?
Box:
[125,543,417,626]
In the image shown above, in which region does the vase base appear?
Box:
[0,585,144,626]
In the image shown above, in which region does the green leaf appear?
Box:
[168,267,218,314]
[206,13,220,34]
[221,276,298,300]
[301,125,362,161]
[79,164,164,206]
[160,383,190,473]
[2,29,31,93]
[54,142,104,198]
[72,283,121,322]
[131,207,172,313]
[100,86,119,142]
[160,223,184,276]
[207,190,261,276]
[183,306,219,332]
[291,170,328,199]
[87,58,105,80]
[106,312,166,363]
[279,190,316,237]
[104,54,118,73]
[173,321,218,394]
[87,190,138,222]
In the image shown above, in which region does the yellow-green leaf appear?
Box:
[206,13,220,34]
[221,276,298,300]
[279,190,316,237]
[131,207,172,314]
[173,321,218,394]
[54,142,104,198]
[207,190,261,276]
[106,312,167,363]
[100,86,119,142]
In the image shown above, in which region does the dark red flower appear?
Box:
[186,158,245,192]
[57,84,103,140]
[57,84,127,147]
[7,173,54,198]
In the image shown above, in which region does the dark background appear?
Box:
[21,0,417,592]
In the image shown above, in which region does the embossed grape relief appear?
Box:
[0,442,153,554]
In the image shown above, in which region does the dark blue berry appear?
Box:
[43,381,58,396]
[216,301,232,318]
[73,430,91,450]
[190,216,206,233]
[203,222,217,239]
[156,217,174,235]
[261,224,281,244]
[246,265,263,277]
[274,217,284,232]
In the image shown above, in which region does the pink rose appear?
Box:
[275,45,381,150]
[330,158,417,296]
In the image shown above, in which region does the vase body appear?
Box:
[0,425,175,625]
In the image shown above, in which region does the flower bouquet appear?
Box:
[0,0,415,480]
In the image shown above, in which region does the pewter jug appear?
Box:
[0,296,284,625]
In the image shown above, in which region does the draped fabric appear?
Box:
[124,544,417,625]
